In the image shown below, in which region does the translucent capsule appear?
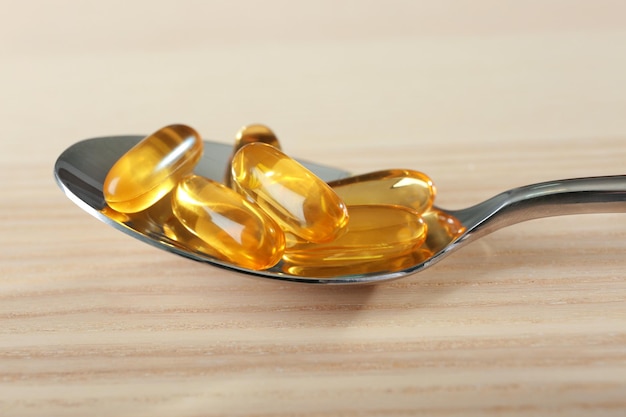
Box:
[282,205,427,268]
[224,124,282,187]
[172,175,285,270]
[231,142,349,243]
[283,248,432,278]
[162,212,226,261]
[234,124,282,150]
[328,169,435,215]
[421,209,466,253]
[103,124,203,213]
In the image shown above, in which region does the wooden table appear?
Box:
[1,1,625,415]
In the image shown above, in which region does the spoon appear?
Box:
[54,136,626,284]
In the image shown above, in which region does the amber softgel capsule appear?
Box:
[282,205,427,267]
[172,175,286,270]
[103,124,203,213]
[224,124,282,186]
[231,142,349,243]
[282,247,433,278]
[328,169,435,215]
[421,209,466,252]
[233,124,282,150]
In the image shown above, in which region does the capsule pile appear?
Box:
[102,124,465,276]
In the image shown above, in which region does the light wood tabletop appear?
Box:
[1,1,625,416]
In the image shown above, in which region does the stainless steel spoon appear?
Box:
[54,136,626,284]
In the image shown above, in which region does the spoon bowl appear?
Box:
[54,136,626,284]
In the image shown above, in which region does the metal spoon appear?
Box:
[54,136,626,284]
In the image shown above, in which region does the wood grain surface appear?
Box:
[1,1,625,416]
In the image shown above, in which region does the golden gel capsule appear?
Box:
[231,142,349,243]
[224,124,282,186]
[104,124,203,213]
[172,175,286,270]
[328,169,435,215]
[422,209,466,252]
[234,124,282,150]
[283,248,432,278]
[282,205,427,267]
[162,213,226,261]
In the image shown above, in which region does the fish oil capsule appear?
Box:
[421,209,466,252]
[231,142,349,243]
[234,124,282,150]
[282,205,427,268]
[104,124,203,213]
[224,124,282,187]
[283,247,432,278]
[162,212,226,261]
[172,175,285,270]
[328,169,435,215]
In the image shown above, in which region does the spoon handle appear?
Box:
[452,175,626,236]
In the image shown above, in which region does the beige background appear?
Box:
[1,1,625,416]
